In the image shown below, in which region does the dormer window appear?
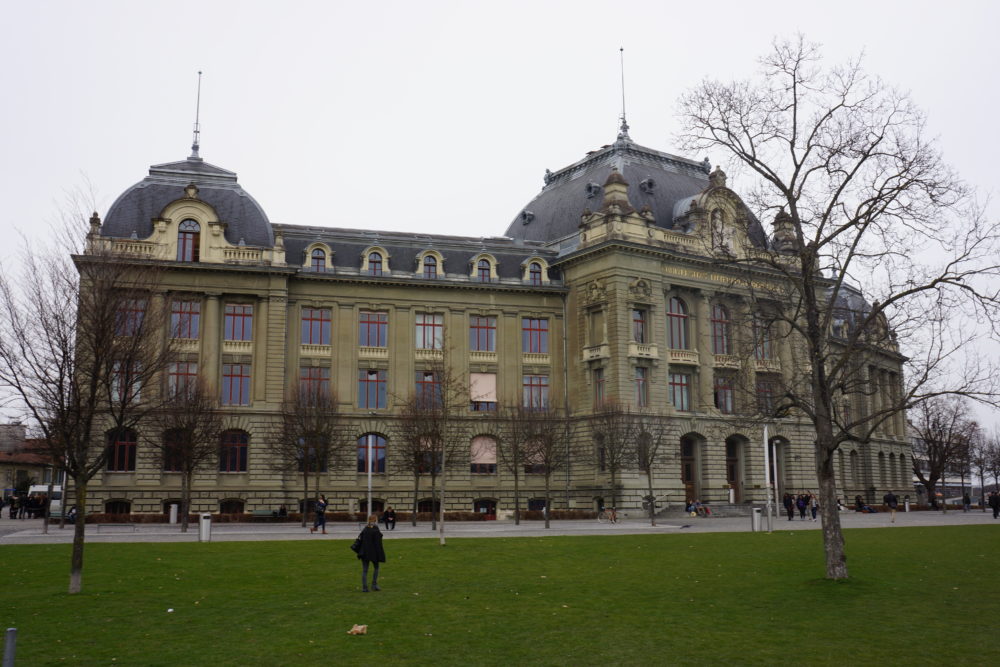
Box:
[529,262,542,286]
[368,252,383,276]
[423,255,438,279]
[477,259,492,283]
[177,220,200,262]
[311,248,326,272]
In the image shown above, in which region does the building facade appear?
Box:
[83,127,911,516]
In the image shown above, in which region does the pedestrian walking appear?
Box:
[809,494,819,521]
[355,514,386,592]
[783,493,794,521]
[310,494,328,534]
[883,490,899,523]
[796,494,808,520]
[988,491,1000,519]
[962,492,971,512]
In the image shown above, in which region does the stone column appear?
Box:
[202,293,221,395]
[694,291,714,411]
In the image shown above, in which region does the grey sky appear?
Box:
[1,0,998,421]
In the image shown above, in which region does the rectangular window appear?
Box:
[415,370,441,407]
[753,317,773,360]
[163,433,184,473]
[634,367,648,408]
[112,361,141,403]
[219,431,248,472]
[589,309,605,345]
[523,374,549,410]
[224,304,253,341]
[358,369,387,409]
[714,375,734,414]
[301,308,331,345]
[632,308,647,343]
[221,364,251,405]
[669,373,691,412]
[115,299,146,337]
[418,451,443,474]
[299,366,330,401]
[593,368,605,407]
[521,318,549,354]
[470,372,497,411]
[469,315,496,352]
[359,311,388,348]
[170,300,201,339]
[167,361,198,398]
[106,430,137,472]
[757,378,777,415]
[357,434,386,473]
[415,313,444,350]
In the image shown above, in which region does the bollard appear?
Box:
[198,513,212,542]
[3,628,16,667]
[751,507,762,532]
[169,504,178,525]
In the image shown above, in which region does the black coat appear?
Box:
[357,524,386,563]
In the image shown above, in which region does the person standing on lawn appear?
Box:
[310,494,328,534]
[783,493,794,521]
[809,493,819,522]
[883,491,899,523]
[989,491,1000,519]
[356,514,386,592]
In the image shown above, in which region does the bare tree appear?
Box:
[678,36,1000,579]
[490,404,533,525]
[512,405,572,529]
[142,377,224,532]
[911,397,979,510]
[633,412,669,527]
[589,400,640,512]
[271,383,345,527]
[0,215,175,593]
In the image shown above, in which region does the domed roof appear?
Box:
[101,156,274,247]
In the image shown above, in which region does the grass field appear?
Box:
[2,526,999,665]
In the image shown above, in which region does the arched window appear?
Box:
[219,430,249,473]
[163,429,185,472]
[710,304,732,355]
[357,433,386,473]
[368,252,383,276]
[667,297,688,349]
[417,498,441,513]
[105,500,131,515]
[423,255,438,279]
[106,429,137,472]
[529,262,543,286]
[477,259,492,283]
[470,436,497,474]
[177,220,200,262]
[311,248,326,272]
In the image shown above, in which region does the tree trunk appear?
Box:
[301,471,309,528]
[180,471,191,533]
[512,467,521,526]
[438,460,446,546]
[543,474,551,529]
[816,445,848,580]
[646,472,656,527]
[610,468,619,510]
[411,473,420,527]
[69,482,88,594]
[430,473,437,530]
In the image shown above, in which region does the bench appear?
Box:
[97,523,137,532]
[251,509,281,521]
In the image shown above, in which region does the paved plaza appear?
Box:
[0,508,995,545]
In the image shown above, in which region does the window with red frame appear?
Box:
[529,262,543,285]
[714,375,734,414]
[469,315,496,351]
[170,300,200,339]
[301,308,331,345]
[299,366,330,401]
[521,318,548,354]
[177,219,200,262]
[219,430,249,472]
[632,308,648,343]
[415,313,443,350]
[368,252,383,276]
[756,378,777,415]
[593,368,606,407]
[357,433,386,473]
[634,367,648,408]
[359,311,388,347]
[710,304,732,354]
[311,248,326,271]
[669,373,691,411]
[224,304,253,341]
[753,316,773,360]
[423,255,438,279]
[415,371,441,408]
[115,299,146,336]
[667,297,688,349]
[167,361,198,398]
[221,364,251,405]
[358,369,387,409]
[163,429,185,472]
[477,259,492,282]
[523,374,549,409]
[112,360,141,403]
[106,429,137,472]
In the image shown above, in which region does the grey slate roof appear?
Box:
[101,156,274,248]
[504,136,768,248]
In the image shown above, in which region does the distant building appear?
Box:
[82,123,911,516]
[0,423,54,492]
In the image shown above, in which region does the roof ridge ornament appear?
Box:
[616,47,631,143]
[189,70,204,161]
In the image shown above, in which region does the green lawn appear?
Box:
[2,526,999,665]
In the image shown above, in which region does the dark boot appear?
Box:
[372,582,380,591]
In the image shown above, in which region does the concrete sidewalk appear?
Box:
[0,508,995,545]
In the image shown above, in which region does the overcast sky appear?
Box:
[1,0,998,421]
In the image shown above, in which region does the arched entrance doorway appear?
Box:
[680,433,703,503]
[474,498,497,520]
[725,435,748,503]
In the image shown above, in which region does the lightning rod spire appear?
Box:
[617,47,630,141]
[190,70,203,159]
